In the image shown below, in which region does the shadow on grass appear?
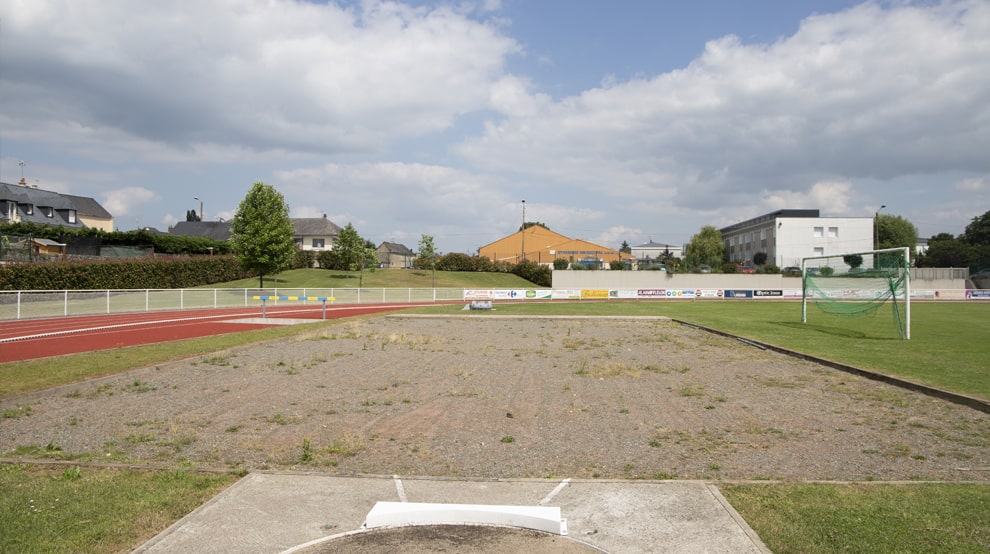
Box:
[772,321,898,341]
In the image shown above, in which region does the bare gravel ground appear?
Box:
[2,315,988,482]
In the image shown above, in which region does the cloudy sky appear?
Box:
[1,0,988,253]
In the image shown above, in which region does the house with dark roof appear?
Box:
[169,221,233,241]
[376,241,415,268]
[63,194,115,231]
[1,180,112,230]
[292,215,342,252]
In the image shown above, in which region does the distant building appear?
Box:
[1,180,113,231]
[169,220,233,241]
[292,216,341,252]
[478,225,633,268]
[631,240,682,265]
[376,241,415,268]
[719,209,873,268]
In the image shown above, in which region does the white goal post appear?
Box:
[801,247,911,339]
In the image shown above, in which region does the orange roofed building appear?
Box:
[478,225,632,268]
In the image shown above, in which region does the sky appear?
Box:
[1,0,988,254]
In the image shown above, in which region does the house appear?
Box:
[63,194,114,232]
[719,209,873,268]
[169,221,233,241]
[631,240,683,266]
[1,180,111,230]
[376,241,415,268]
[478,225,633,268]
[292,216,341,252]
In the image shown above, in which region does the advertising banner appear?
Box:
[966,290,990,300]
[753,289,783,297]
[580,289,610,299]
[637,289,667,298]
[696,289,724,298]
[551,289,581,300]
[463,289,494,301]
[723,289,752,298]
[665,289,697,298]
[613,289,641,299]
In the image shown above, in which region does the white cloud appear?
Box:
[955,177,987,192]
[102,187,161,217]
[0,0,519,161]
[456,1,990,213]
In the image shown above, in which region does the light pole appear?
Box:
[194,196,204,222]
[874,204,885,250]
[520,200,526,262]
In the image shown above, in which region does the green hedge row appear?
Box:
[0,256,251,291]
[0,223,231,255]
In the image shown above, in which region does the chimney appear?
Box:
[19,178,27,186]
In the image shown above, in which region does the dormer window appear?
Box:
[24,204,34,215]
[42,206,54,218]
[67,210,77,223]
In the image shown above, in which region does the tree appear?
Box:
[753,252,768,266]
[684,225,724,270]
[963,210,990,247]
[917,234,972,268]
[186,209,201,222]
[230,182,296,288]
[417,234,437,287]
[619,240,631,254]
[518,222,548,231]
[876,214,918,251]
[843,254,864,269]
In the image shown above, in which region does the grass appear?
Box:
[206,267,537,289]
[0,464,237,554]
[722,483,990,553]
[2,275,988,552]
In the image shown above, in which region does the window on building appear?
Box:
[760,229,766,240]
[814,247,824,256]
[312,238,325,248]
[67,210,77,224]
[813,226,823,238]
[42,207,53,218]
[24,204,34,215]
[828,226,838,238]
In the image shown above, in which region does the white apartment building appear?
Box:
[719,209,874,268]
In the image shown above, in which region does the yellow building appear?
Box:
[478,225,632,267]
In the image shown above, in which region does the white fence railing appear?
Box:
[0,288,469,321]
[1,285,986,321]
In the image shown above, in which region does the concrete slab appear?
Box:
[134,473,771,554]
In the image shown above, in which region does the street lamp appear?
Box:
[520,200,526,262]
[874,204,885,250]
[194,196,204,222]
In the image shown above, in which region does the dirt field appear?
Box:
[2,315,988,482]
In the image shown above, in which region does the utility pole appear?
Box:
[521,200,526,262]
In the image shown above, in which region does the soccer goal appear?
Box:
[801,247,911,339]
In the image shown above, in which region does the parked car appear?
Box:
[696,265,712,273]
[739,265,756,274]
[782,266,802,276]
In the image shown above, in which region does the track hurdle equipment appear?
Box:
[252,295,335,319]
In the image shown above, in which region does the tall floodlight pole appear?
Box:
[874,204,885,250]
[520,200,526,262]
[194,196,204,222]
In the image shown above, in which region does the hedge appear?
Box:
[0,256,251,291]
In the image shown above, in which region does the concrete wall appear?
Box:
[551,270,967,294]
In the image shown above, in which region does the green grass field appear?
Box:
[212,267,537,289]
[2,273,988,553]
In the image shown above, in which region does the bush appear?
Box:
[0,256,251,291]
[511,260,551,287]
[609,260,625,270]
[553,258,569,270]
[293,250,315,269]
[721,263,737,273]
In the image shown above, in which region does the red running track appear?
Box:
[0,303,436,363]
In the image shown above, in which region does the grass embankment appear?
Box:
[212,267,538,289]
[3,274,989,553]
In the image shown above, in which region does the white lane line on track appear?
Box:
[0,303,438,344]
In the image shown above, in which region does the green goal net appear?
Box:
[801,247,911,339]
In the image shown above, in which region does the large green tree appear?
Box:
[230,182,295,288]
[876,213,918,251]
[684,225,724,270]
